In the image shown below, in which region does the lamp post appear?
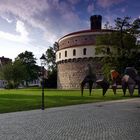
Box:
[40,54,46,110]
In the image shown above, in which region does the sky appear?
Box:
[0,0,140,65]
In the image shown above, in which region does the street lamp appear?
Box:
[40,54,46,110]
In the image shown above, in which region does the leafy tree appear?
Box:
[0,63,13,82]
[0,60,27,88]
[15,51,39,85]
[45,46,56,72]
[114,17,131,49]
[45,43,58,88]
[12,60,27,88]
[96,16,140,78]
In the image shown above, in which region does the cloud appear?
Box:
[87,3,95,14]
[44,32,58,46]
[16,20,29,41]
[121,8,126,13]
[0,0,49,30]
[0,20,29,43]
[0,0,86,45]
[1,15,13,23]
[103,15,115,28]
[67,0,80,5]
[97,0,125,8]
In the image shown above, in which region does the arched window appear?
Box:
[65,51,67,57]
[73,49,76,56]
[83,48,87,55]
[59,53,61,59]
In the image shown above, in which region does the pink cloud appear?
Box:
[121,8,126,13]
[0,0,87,45]
[87,3,95,14]
[67,0,80,5]
[97,0,125,8]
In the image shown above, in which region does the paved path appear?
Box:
[0,99,140,140]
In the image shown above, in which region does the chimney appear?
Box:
[90,15,102,30]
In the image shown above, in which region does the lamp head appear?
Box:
[40,54,46,66]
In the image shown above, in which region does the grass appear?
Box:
[0,88,139,113]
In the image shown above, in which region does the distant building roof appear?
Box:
[0,56,12,67]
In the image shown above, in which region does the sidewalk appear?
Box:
[0,98,140,140]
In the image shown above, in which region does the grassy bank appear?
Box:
[0,88,139,113]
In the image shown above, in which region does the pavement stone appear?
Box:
[0,98,140,140]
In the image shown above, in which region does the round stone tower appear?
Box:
[56,15,112,89]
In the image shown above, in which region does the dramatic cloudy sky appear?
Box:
[0,0,139,65]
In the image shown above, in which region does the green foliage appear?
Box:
[45,46,56,72]
[0,60,27,88]
[129,18,140,37]
[45,69,57,88]
[123,34,136,49]
[12,60,27,87]
[15,51,39,84]
[16,51,36,64]
[101,58,113,81]
[0,63,13,81]
[45,45,57,88]
[96,16,140,75]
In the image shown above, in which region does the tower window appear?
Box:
[65,51,67,57]
[83,48,87,55]
[59,53,61,59]
[73,49,76,56]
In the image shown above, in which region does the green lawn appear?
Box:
[0,88,139,113]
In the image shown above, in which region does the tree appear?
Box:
[45,46,56,72]
[114,17,131,49]
[96,16,140,78]
[0,63,13,83]
[0,60,27,88]
[45,43,58,88]
[12,60,27,88]
[15,51,39,85]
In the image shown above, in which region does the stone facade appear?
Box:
[56,15,112,89]
[57,58,102,89]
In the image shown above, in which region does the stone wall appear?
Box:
[57,58,103,89]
